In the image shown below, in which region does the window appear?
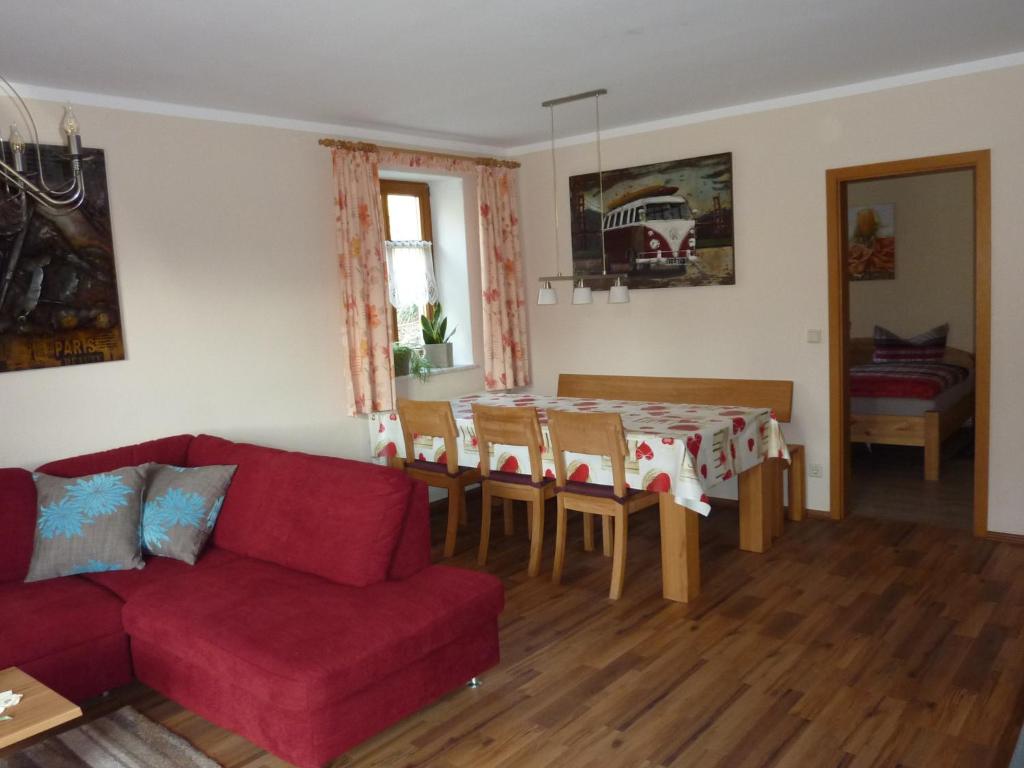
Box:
[380,180,434,347]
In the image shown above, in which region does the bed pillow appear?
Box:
[873,323,948,363]
[26,466,147,582]
[142,464,237,564]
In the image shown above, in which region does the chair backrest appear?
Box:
[471,403,544,483]
[557,373,794,423]
[547,410,628,498]
[396,399,458,474]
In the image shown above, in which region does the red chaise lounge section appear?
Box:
[0,434,504,768]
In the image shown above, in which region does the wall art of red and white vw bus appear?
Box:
[602,186,696,273]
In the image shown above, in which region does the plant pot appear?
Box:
[392,349,412,377]
[423,342,453,369]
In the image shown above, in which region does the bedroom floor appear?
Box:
[850,428,974,529]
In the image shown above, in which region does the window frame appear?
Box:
[380,180,434,345]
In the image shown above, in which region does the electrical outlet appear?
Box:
[806,329,822,343]
[808,463,823,478]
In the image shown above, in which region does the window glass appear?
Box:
[386,195,423,241]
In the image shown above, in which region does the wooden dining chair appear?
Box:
[472,403,555,577]
[547,409,659,600]
[397,399,481,558]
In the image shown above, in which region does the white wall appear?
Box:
[0,101,483,469]
[516,64,1024,534]
[848,171,974,351]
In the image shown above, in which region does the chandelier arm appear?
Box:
[0,159,84,213]
[0,74,69,196]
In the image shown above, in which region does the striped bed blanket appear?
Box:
[849,362,970,400]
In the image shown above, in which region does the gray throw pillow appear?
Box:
[26,466,147,582]
[142,464,236,564]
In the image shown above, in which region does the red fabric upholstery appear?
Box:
[487,470,552,488]
[187,435,413,587]
[83,547,240,601]
[0,468,36,583]
[131,620,499,768]
[387,480,431,581]
[36,434,194,477]
[0,577,132,702]
[557,481,644,502]
[122,557,504,710]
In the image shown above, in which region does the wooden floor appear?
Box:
[850,430,974,530]
[99,491,1024,767]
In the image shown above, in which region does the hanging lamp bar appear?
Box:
[541,89,608,108]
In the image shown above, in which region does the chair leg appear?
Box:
[527,493,545,577]
[609,508,628,600]
[583,513,595,552]
[478,484,493,566]
[503,498,515,536]
[602,516,613,557]
[443,486,461,559]
[459,496,469,528]
[552,496,568,585]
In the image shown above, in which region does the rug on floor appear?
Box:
[0,705,220,768]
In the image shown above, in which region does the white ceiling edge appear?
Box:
[5,80,504,156]
[7,49,1024,159]
[505,50,1024,156]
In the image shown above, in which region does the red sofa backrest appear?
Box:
[36,435,194,477]
[187,435,421,587]
[0,469,37,583]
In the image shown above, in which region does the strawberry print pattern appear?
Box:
[369,393,789,516]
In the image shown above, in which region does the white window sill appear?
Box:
[395,364,478,381]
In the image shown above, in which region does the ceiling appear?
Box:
[3,0,1023,149]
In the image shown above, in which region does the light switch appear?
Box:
[806,329,822,344]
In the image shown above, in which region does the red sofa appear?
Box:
[0,434,504,768]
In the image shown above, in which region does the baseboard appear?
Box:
[984,530,1024,546]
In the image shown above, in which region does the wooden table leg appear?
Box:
[658,493,700,603]
[739,462,772,553]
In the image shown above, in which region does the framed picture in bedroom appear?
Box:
[847,202,896,280]
[0,143,125,373]
[569,152,735,290]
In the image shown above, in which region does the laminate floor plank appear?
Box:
[63,489,1024,768]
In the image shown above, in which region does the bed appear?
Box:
[848,337,974,481]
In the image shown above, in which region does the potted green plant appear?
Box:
[392,343,412,377]
[409,349,435,383]
[420,301,455,368]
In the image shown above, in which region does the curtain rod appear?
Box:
[317,138,520,169]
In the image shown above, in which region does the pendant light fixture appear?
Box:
[536,88,620,306]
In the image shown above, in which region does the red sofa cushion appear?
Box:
[0,577,126,670]
[187,435,413,587]
[122,557,505,711]
[387,479,431,580]
[0,468,36,583]
[37,434,194,477]
[83,546,241,602]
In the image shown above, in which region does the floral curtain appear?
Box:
[477,165,530,390]
[330,146,395,415]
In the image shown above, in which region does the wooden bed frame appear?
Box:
[848,338,975,482]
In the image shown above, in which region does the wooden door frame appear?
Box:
[826,150,991,535]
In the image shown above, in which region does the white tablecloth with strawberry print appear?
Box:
[368,393,790,516]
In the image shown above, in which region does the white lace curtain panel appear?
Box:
[385,240,438,308]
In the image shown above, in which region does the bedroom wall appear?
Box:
[848,171,975,352]
[0,99,484,469]
[515,64,1024,534]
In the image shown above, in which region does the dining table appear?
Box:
[369,391,790,602]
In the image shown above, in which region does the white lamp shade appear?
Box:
[537,282,557,305]
[572,283,592,305]
[608,283,630,304]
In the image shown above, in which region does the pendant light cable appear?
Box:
[596,93,606,276]
[549,105,561,277]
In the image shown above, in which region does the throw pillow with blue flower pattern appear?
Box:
[142,464,236,564]
[26,466,148,582]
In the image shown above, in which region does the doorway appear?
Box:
[826,151,991,535]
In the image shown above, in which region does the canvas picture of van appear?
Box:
[569,152,734,289]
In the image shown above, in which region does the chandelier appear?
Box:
[0,76,85,311]
[536,87,629,306]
